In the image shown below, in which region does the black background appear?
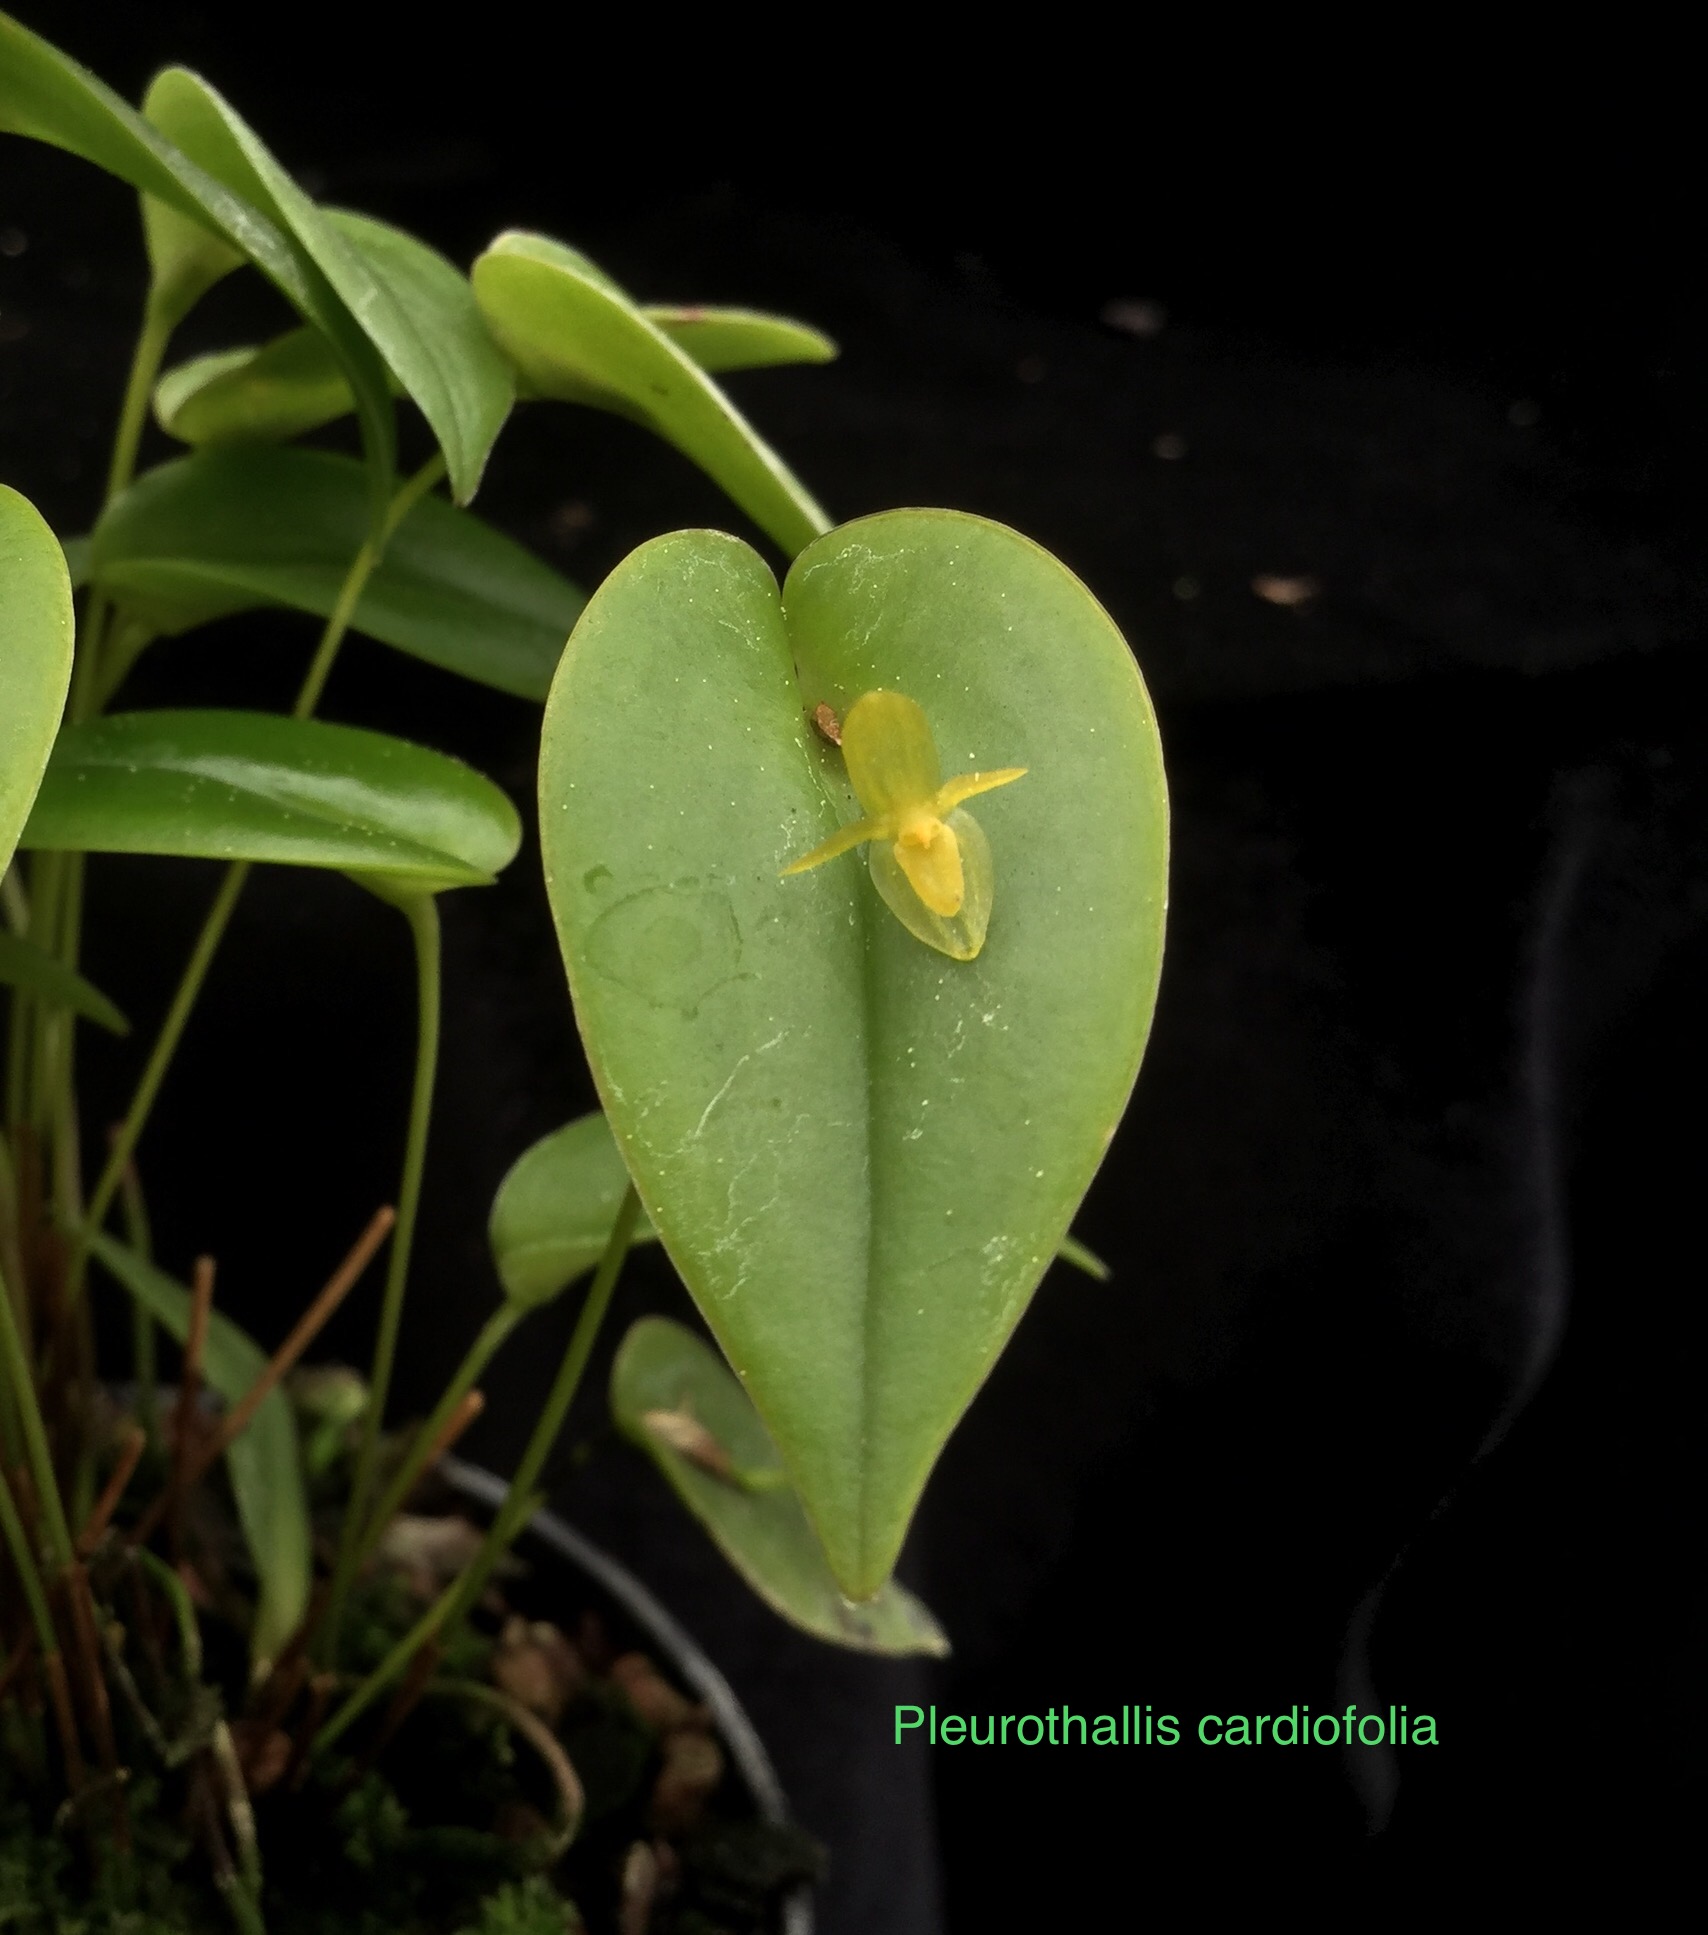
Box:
[3,7,1698,1922]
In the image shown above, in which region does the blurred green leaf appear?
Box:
[645,306,837,373]
[154,328,366,447]
[94,447,582,701]
[23,709,521,893]
[488,1112,657,1309]
[0,483,73,879]
[87,1231,311,1672]
[0,931,128,1033]
[613,1317,949,1655]
[540,515,1167,1597]
[473,232,830,556]
[145,69,509,503]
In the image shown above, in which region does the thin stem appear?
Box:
[321,897,440,1661]
[318,1187,641,1747]
[77,452,446,1263]
[292,453,445,721]
[80,862,251,1251]
[116,1149,158,1445]
[0,1462,59,1661]
[353,1304,519,1570]
[0,1260,73,1568]
[105,293,175,514]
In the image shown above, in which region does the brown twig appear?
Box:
[64,1561,129,1851]
[131,1211,393,1552]
[39,1647,87,1791]
[247,1582,328,1736]
[76,1423,146,1557]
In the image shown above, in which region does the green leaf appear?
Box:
[539,514,1167,1597]
[144,71,509,503]
[23,710,521,892]
[0,15,365,367]
[488,1112,657,1310]
[1056,1232,1110,1281]
[86,1231,311,1672]
[613,1317,948,1656]
[93,447,582,701]
[644,306,837,373]
[0,483,74,878]
[154,328,367,447]
[473,233,831,557]
[0,931,128,1034]
[151,304,830,454]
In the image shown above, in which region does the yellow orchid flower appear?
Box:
[783,690,1026,960]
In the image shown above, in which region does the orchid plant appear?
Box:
[0,11,1167,1930]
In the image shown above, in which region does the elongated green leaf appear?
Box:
[614,1317,948,1655]
[541,514,1167,1597]
[0,3,384,458]
[0,931,128,1033]
[645,307,837,373]
[93,447,582,701]
[154,328,366,447]
[86,1232,310,1670]
[473,233,830,557]
[23,710,521,891]
[0,484,73,877]
[489,1112,657,1309]
[153,306,830,453]
[145,70,508,503]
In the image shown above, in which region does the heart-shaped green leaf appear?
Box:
[0,931,128,1034]
[23,710,520,892]
[488,1112,657,1309]
[645,307,837,373]
[145,71,509,504]
[86,1232,311,1673]
[472,233,830,557]
[0,483,74,879]
[93,447,582,701]
[613,1317,948,1656]
[539,514,1167,1597]
[154,328,371,448]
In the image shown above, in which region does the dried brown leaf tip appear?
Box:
[812,702,843,746]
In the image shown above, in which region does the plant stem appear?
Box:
[0,1462,59,1662]
[79,862,251,1250]
[76,452,447,1261]
[292,452,445,721]
[320,894,441,1663]
[0,1260,73,1569]
[352,1304,520,1571]
[317,1187,641,1749]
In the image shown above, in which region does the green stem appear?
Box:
[292,453,445,721]
[0,1259,73,1569]
[352,1302,521,1572]
[0,1461,58,1661]
[317,1187,641,1748]
[80,861,251,1250]
[77,453,446,1256]
[118,1160,158,1447]
[321,894,442,1663]
[104,295,175,513]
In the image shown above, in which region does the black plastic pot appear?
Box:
[443,1457,814,1935]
